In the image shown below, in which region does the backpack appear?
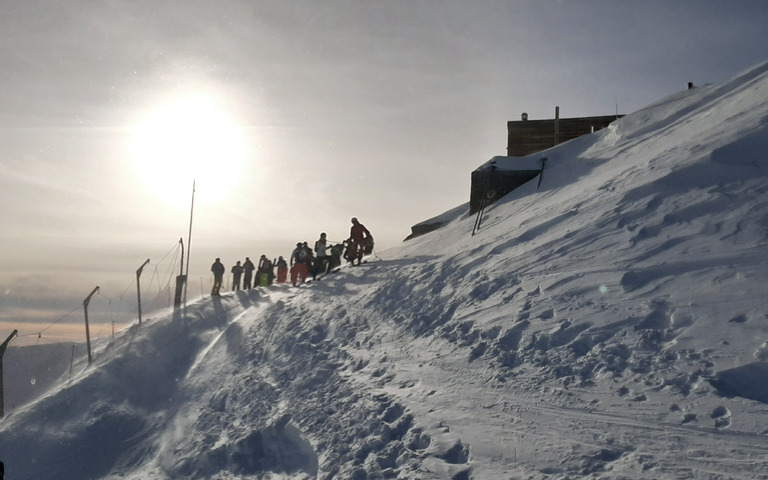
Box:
[363,236,374,255]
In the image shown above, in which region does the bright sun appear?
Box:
[130,94,247,208]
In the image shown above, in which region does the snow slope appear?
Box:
[2,61,768,479]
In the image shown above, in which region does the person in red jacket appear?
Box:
[347,217,373,265]
[276,256,288,283]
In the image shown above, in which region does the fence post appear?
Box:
[173,238,186,311]
[83,286,100,364]
[136,258,150,324]
[0,330,18,418]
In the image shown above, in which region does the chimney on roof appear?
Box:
[521,112,528,121]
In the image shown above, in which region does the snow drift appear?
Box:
[2,61,768,479]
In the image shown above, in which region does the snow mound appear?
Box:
[710,362,768,404]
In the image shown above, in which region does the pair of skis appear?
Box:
[472,157,547,236]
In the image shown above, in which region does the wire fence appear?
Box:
[12,240,185,346]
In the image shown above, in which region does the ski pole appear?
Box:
[537,157,548,190]
[472,163,496,235]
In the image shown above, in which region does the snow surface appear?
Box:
[2,61,768,479]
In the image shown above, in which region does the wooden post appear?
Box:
[174,238,185,311]
[136,258,150,324]
[554,106,560,145]
[0,330,18,418]
[83,286,100,364]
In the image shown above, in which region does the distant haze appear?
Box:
[1,0,766,343]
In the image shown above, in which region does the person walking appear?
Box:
[242,257,255,289]
[328,243,344,272]
[211,257,225,296]
[231,260,244,291]
[347,217,373,265]
[313,232,329,279]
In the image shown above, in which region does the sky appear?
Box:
[3,61,768,478]
[1,0,767,343]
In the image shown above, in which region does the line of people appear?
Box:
[209,217,374,294]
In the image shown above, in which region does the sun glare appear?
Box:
[131,94,247,208]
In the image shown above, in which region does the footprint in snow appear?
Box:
[712,405,731,429]
[618,385,631,397]
[728,313,748,324]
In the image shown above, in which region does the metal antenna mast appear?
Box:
[182,179,196,310]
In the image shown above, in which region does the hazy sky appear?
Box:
[1,0,767,343]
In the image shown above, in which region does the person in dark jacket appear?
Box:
[290,242,311,286]
[211,257,225,295]
[328,243,344,272]
[231,261,244,291]
[257,255,274,286]
[347,217,373,265]
[313,232,329,279]
[242,257,255,289]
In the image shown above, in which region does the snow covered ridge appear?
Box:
[2,60,768,479]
